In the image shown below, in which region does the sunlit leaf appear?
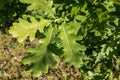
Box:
[58,22,86,67]
[9,15,51,42]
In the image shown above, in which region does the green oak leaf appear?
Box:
[20,0,56,19]
[59,22,86,67]
[9,15,51,42]
[23,27,57,77]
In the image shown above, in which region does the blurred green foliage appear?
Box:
[0,0,27,28]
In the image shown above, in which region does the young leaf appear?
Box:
[23,27,57,77]
[9,15,51,42]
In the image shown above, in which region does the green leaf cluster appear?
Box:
[8,0,120,79]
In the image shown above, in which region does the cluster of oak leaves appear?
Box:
[0,0,120,80]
